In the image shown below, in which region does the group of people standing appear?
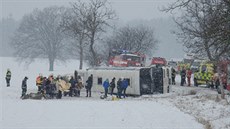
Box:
[177,67,227,89]
[171,67,193,87]
[35,70,84,99]
[102,77,129,99]
[5,68,130,99]
[35,73,57,98]
[211,70,227,90]
[180,67,193,86]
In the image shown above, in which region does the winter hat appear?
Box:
[106,79,109,82]
[25,76,28,80]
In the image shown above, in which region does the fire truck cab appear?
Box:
[108,49,146,67]
[112,54,141,67]
[150,57,167,67]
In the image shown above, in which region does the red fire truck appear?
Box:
[150,57,167,66]
[108,49,146,67]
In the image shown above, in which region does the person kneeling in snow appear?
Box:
[21,76,28,98]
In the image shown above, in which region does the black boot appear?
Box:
[86,92,88,97]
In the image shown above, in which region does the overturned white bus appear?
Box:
[83,66,171,96]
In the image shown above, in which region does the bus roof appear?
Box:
[87,66,151,71]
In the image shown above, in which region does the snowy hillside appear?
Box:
[0,57,229,129]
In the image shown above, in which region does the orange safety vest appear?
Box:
[36,76,42,86]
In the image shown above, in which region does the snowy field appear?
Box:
[0,57,229,129]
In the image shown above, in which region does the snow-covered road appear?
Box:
[0,88,203,129]
[1,57,229,129]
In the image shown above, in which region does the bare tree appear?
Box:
[11,6,67,71]
[164,0,230,99]
[61,8,88,69]
[70,0,116,66]
[164,0,230,61]
[106,24,158,56]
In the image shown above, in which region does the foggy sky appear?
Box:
[1,0,173,21]
[1,0,185,59]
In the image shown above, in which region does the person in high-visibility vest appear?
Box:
[5,69,11,87]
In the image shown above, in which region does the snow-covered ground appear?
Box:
[0,57,229,129]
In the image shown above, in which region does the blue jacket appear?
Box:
[69,78,77,88]
[121,79,129,89]
[103,81,110,89]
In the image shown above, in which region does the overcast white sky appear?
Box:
[1,0,175,21]
[1,0,185,59]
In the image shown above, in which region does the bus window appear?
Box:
[98,77,102,85]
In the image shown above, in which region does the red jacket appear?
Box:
[186,70,192,78]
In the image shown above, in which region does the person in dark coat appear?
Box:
[86,74,93,97]
[5,69,11,87]
[110,77,116,95]
[69,76,77,97]
[41,77,47,97]
[171,68,176,85]
[180,68,186,86]
[45,77,51,97]
[74,70,78,81]
[116,78,122,99]
[103,79,110,98]
[76,76,83,97]
[121,79,129,98]
[21,76,28,98]
[48,74,55,98]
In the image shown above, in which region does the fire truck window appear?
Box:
[98,77,102,85]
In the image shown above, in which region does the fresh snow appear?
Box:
[0,57,229,129]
